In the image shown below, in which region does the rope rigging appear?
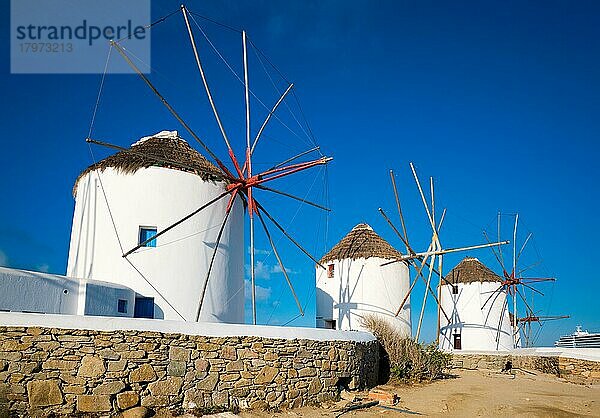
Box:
[84,4,331,325]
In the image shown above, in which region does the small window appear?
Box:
[327,264,335,278]
[452,285,459,294]
[139,227,157,247]
[117,299,128,314]
[324,319,336,330]
[453,333,462,350]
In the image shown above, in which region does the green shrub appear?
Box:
[361,314,451,383]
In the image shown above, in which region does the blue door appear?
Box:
[134,297,154,319]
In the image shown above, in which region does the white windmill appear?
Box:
[315,223,411,335]
[79,5,332,324]
[480,213,568,348]
[378,163,508,344]
[438,256,514,351]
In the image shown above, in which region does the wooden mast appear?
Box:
[96,7,333,325]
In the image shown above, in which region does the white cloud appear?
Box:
[255,261,271,280]
[271,265,297,275]
[0,250,7,267]
[244,280,272,302]
[246,261,271,280]
[247,247,271,256]
[245,261,298,280]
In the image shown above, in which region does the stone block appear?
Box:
[169,346,191,361]
[120,406,150,418]
[63,385,86,394]
[9,373,23,384]
[78,355,106,378]
[308,377,323,395]
[93,380,126,395]
[234,378,252,388]
[138,342,156,351]
[121,350,146,360]
[221,346,237,360]
[250,399,268,409]
[108,360,128,372]
[183,388,204,409]
[0,340,30,351]
[231,387,249,398]
[221,373,240,382]
[27,380,63,407]
[117,391,140,409]
[57,335,91,342]
[198,342,219,351]
[298,367,317,377]
[196,373,219,391]
[297,348,312,358]
[266,392,277,402]
[212,390,229,407]
[42,359,78,371]
[77,394,112,412]
[130,364,157,383]
[238,348,259,359]
[38,341,60,352]
[98,349,120,360]
[225,360,243,372]
[141,395,169,407]
[255,366,278,384]
[26,327,43,336]
[148,377,183,396]
[167,361,186,377]
[195,359,209,373]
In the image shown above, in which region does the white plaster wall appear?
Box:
[84,283,135,318]
[0,267,79,315]
[316,257,411,336]
[0,311,376,342]
[67,167,244,323]
[439,281,514,352]
[0,266,135,318]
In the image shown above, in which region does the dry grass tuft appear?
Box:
[361,314,451,383]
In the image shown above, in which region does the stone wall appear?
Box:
[0,325,378,417]
[451,352,600,385]
[558,356,600,384]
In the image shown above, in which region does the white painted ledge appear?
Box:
[452,348,600,363]
[0,312,376,343]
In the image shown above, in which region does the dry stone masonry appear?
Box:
[452,352,600,384]
[0,326,378,416]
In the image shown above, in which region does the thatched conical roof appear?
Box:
[446,257,503,284]
[74,131,224,195]
[319,223,403,263]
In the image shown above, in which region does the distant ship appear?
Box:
[555,325,600,348]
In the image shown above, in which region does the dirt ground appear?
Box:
[237,369,600,417]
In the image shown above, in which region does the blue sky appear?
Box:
[1,1,599,346]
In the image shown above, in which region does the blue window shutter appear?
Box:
[139,227,157,247]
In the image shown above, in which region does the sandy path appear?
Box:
[239,369,600,417]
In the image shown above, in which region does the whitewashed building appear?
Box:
[439,257,515,351]
[316,223,411,335]
[0,266,136,318]
[67,131,245,323]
